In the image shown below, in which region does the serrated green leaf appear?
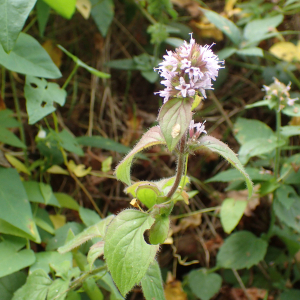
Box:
[149,216,169,245]
[42,0,76,19]
[58,45,110,78]
[188,268,222,300]
[158,98,193,152]
[0,0,37,52]
[280,125,300,137]
[0,33,61,78]
[24,76,66,124]
[12,269,52,300]
[194,136,253,198]
[0,168,40,242]
[0,271,27,300]
[202,9,242,45]
[87,241,104,270]
[47,278,70,300]
[91,0,114,37]
[79,207,101,227]
[220,198,247,234]
[236,47,264,57]
[115,126,166,185]
[58,216,114,253]
[217,231,267,269]
[141,261,165,300]
[104,209,159,296]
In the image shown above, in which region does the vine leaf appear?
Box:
[104,209,159,296]
[193,135,253,198]
[158,98,193,152]
[115,126,166,185]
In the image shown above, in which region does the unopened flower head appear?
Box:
[262,77,298,111]
[188,120,207,141]
[155,34,224,103]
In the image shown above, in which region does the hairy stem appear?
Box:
[274,108,281,178]
[167,134,186,198]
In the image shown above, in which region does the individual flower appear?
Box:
[262,77,299,111]
[188,120,207,141]
[155,33,224,103]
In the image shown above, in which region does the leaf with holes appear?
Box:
[158,98,193,152]
[193,135,253,198]
[24,76,66,124]
[0,0,37,52]
[104,209,159,296]
[217,231,267,269]
[0,33,61,78]
[115,126,166,185]
[141,260,165,300]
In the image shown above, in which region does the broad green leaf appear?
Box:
[0,109,20,128]
[0,33,61,78]
[30,251,72,274]
[24,76,66,124]
[282,104,300,117]
[104,209,159,296]
[126,181,160,198]
[54,193,79,211]
[23,181,61,207]
[57,130,84,156]
[76,135,130,153]
[188,268,222,300]
[236,47,264,57]
[0,168,40,242]
[12,269,52,300]
[273,226,300,256]
[234,118,275,145]
[136,185,160,208]
[58,45,110,78]
[220,198,247,234]
[36,0,50,37]
[58,216,114,253]
[91,0,114,37]
[0,0,37,52]
[47,278,70,300]
[280,154,300,184]
[280,125,300,137]
[246,99,270,109]
[149,216,170,245]
[158,98,193,151]
[34,208,55,234]
[83,278,104,300]
[276,185,298,210]
[0,271,27,300]
[87,241,104,270]
[279,289,300,300]
[194,136,253,198]
[0,127,26,148]
[238,137,285,165]
[202,9,242,45]
[0,239,35,278]
[165,37,184,48]
[217,231,268,269]
[217,47,237,60]
[115,126,166,185]
[141,261,165,300]
[243,15,284,44]
[42,0,76,19]
[79,207,101,226]
[206,167,273,183]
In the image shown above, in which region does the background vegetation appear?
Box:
[1,0,300,299]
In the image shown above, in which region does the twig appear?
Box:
[232,269,252,300]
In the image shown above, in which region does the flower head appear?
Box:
[155,33,224,103]
[188,120,207,140]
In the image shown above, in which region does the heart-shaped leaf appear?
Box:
[115,126,166,185]
[158,98,193,152]
[188,268,222,300]
[104,209,159,296]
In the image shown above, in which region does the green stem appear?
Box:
[9,72,29,167]
[167,134,187,198]
[172,206,221,219]
[62,64,79,90]
[1,67,5,100]
[52,112,59,133]
[274,108,281,178]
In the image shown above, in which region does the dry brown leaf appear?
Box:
[226,185,260,217]
[165,272,188,300]
[172,214,202,234]
[205,234,223,252]
[290,116,300,126]
[190,18,223,41]
[42,40,63,68]
[76,0,91,19]
[171,0,201,17]
[231,287,273,300]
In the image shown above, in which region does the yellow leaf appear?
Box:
[191,94,203,111]
[269,42,300,62]
[164,274,187,300]
[4,154,31,175]
[47,165,69,175]
[76,0,91,19]
[67,160,92,177]
[101,156,112,172]
[49,214,66,230]
[42,40,63,68]
[190,18,223,41]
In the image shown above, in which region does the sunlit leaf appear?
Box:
[76,0,91,19]
[43,0,76,19]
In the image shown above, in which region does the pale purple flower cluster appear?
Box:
[189,120,207,140]
[155,34,224,103]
